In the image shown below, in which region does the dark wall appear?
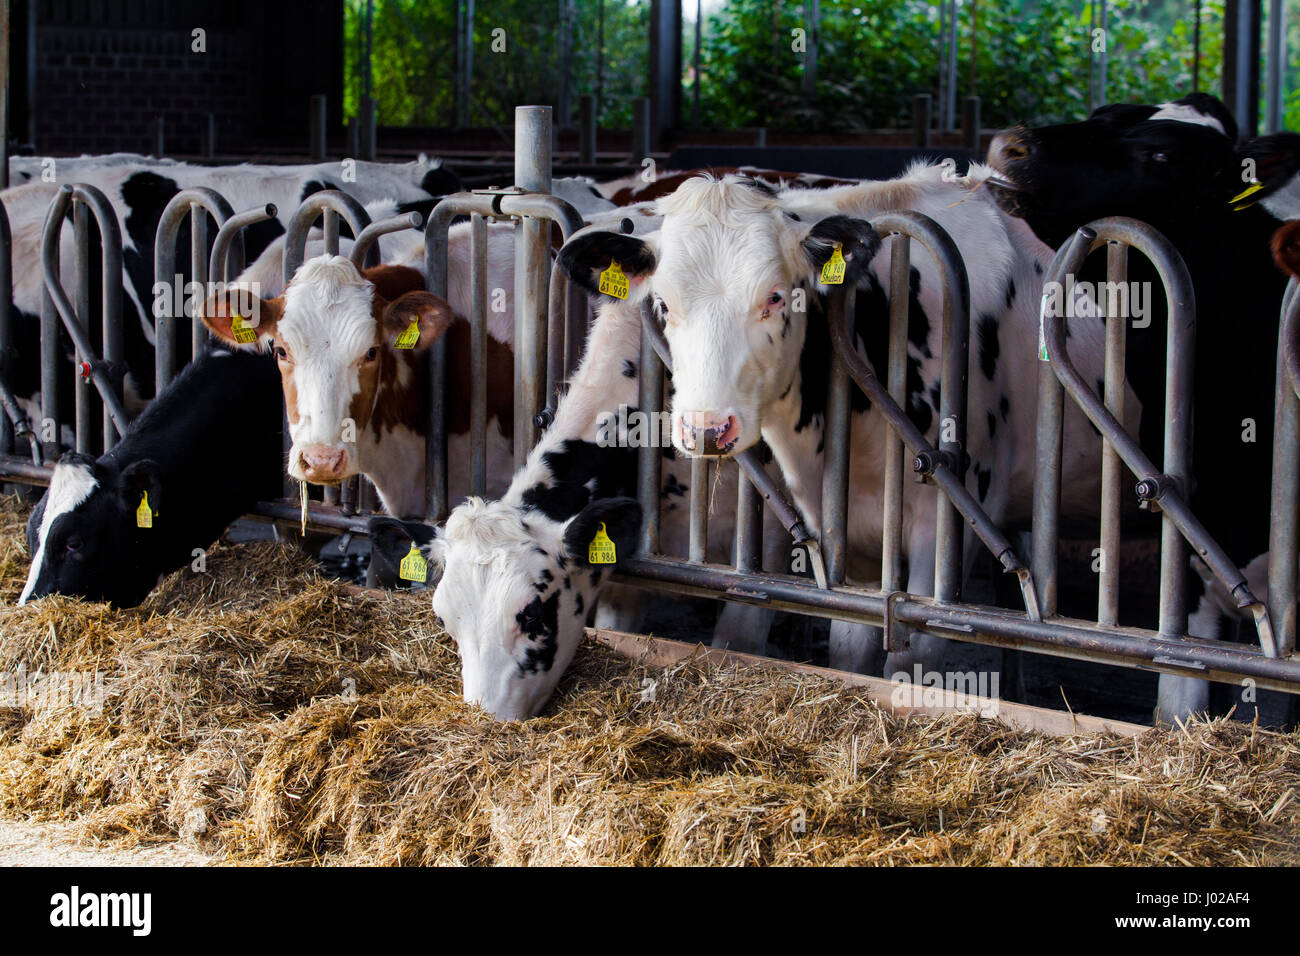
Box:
[21,0,343,155]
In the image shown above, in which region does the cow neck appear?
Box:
[503,299,645,512]
[355,349,428,518]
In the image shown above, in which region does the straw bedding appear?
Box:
[0,494,1297,865]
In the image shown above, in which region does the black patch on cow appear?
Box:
[976,314,1000,380]
[987,411,997,439]
[516,592,560,674]
[1004,277,1017,310]
[738,176,778,197]
[420,164,463,198]
[573,591,585,617]
[298,179,336,202]
[907,268,932,357]
[557,233,657,298]
[1033,261,1043,276]
[622,359,637,378]
[662,473,687,499]
[520,439,637,523]
[999,394,1010,422]
[975,463,992,502]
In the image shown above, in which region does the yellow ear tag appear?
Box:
[821,243,847,285]
[588,522,617,564]
[1230,180,1265,210]
[399,543,429,583]
[598,260,629,300]
[135,491,153,529]
[230,313,257,344]
[394,319,420,350]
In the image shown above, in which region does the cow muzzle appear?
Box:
[298,443,351,483]
[677,411,741,457]
[987,128,1036,171]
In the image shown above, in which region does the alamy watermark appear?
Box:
[889,665,1000,718]
[1041,273,1152,328]
[1,664,105,716]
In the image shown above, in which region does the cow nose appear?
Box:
[679,412,740,457]
[988,129,1034,168]
[299,444,349,482]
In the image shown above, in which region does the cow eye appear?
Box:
[1150,151,1170,164]
[272,342,289,361]
[364,347,380,362]
[768,291,784,307]
[64,534,83,553]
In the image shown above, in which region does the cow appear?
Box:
[556,170,1126,681]
[986,92,1299,720]
[597,167,858,206]
[369,291,794,720]
[17,346,283,607]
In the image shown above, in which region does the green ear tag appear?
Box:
[821,243,847,285]
[598,260,629,300]
[230,313,257,344]
[588,522,617,564]
[394,320,420,350]
[136,491,153,529]
[399,543,429,582]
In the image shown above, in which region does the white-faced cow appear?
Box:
[18,346,283,607]
[987,93,1299,719]
[558,170,1127,679]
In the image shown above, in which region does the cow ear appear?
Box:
[561,497,642,568]
[363,264,426,301]
[381,292,455,354]
[367,515,440,588]
[557,231,656,299]
[118,459,163,521]
[801,215,881,287]
[1234,132,1300,204]
[1272,220,1300,278]
[202,286,282,348]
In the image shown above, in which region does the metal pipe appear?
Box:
[1097,240,1127,626]
[470,213,488,496]
[912,93,931,148]
[821,287,853,586]
[688,457,708,563]
[736,464,763,572]
[283,190,373,284]
[208,203,277,284]
[514,106,554,466]
[0,198,12,456]
[637,308,663,555]
[632,97,651,160]
[1270,280,1300,658]
[190,200,209,359]
[882,236,909,593]
[348,211,423,269]
[73,200,93,455]
[310,94,327,161]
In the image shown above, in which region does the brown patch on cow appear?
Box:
[1273,220,1300,278]
[281,364,301,426]
[364,264,426,302]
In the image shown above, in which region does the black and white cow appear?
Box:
[17,346,283,607]
[987,93,1297,718]
[557,170,1126,680]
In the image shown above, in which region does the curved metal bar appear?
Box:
[284,190,373,284]
[349,211,423,269]
[1040,217,1274,655]
[152,188,236,385]
[0,196,13,459]
[1270,280,1300,658]
[208,203,278,285]
[1283,278,1300,402]
[41,184,130,442]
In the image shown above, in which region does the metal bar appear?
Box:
[0,198,12,457]
[283,190,372,285]
[736,465,763,572]
[688,457,708,563]
[200,112,216,159]
[882,237,909,592]
[637,309,663,555]
[611,557,1300,694]
[310,94,327,161]
[632,98,651,161]
[1270,280,1300,657]
[190,201,209,359]
[73,200,93,455]
[1098,240,1127,626]
[209,203,276,285]
[912,93,931,148]
[347,211,422,269]
[513,105,554,466]
[821,287,853,586]
[151,116,164,158]
[470,213,488,496]
[962,96,981,154]
[154,188,236,390]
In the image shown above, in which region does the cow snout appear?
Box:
[988,129,1035,170]
[299,444,349,482]
[678,411,741,457]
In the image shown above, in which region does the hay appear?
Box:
[0,492,1297,865]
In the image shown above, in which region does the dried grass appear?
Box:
[0,493,1297,865]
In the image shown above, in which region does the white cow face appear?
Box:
[375,495,640,721]
[204,256,454,485]
[558,177,879,459]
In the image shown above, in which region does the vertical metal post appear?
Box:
[0,203,11,456]
[912,94,932,148]
[637,311,663,556]
[735,466,763,572]
[882,238,909,593]
[632,97,651,161]
[1097,0,1108,107]
[688,457,708,563]
[1098,241,1127,626]
[1193,0,1202,92]
[557,0,573,131]
[821,287,853,586]
[0,0,8,190]
[1265,0,1285,134]
[943,0,958,131]
[200,112,216,158]
[962,96,980,155]
[513,105,552,467]
[470,213,488,495]
[73,201,93,455]
[39,277,57,463]
[151,116,164,158]
[692,0,702,128]
[190,201,208,359]
[310,95,327,161]
[1269,286,1299,658]
[578,94,596,164]
[359,96,376,161]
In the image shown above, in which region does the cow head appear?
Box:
[987,93,1241,249]
[19,453,165,607]
[203,256,454,486]
[558,176,878,458]
[374,494,641,721]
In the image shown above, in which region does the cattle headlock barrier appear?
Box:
[1,105,1297,723]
